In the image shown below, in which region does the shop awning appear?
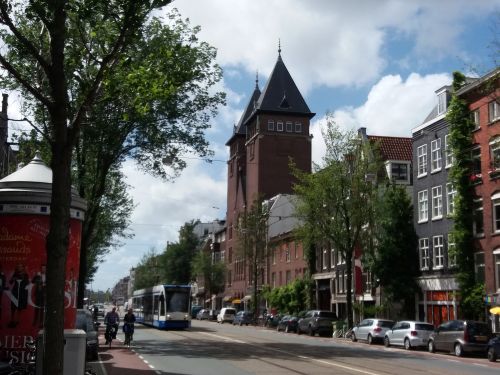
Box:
[223,295,232,302]
[232,299,241,304]
[490,306,500,315]
[242,295,251,301]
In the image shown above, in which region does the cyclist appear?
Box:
[104,307,119,344]
[123,308,136,346]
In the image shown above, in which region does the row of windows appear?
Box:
[474,251,500,291]
[417,135,453,177]
[267,120,302,133]
[472,101,500,127]
[271,242,302,264]
[417,183,456,222]
[270,269,305,287]
[471,194,500,236]
[319,248,346,270]
[417,136,500,179]
[419,234,455,270]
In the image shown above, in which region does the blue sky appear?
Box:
[83,0,500,291]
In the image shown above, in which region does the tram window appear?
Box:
[154,295,159,315]
[159,295,165,315]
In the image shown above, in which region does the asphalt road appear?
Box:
[123,320,500,375]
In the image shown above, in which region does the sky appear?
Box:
[6,0,500,291]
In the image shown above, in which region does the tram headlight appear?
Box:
[184,314,188,319]
[167,314,171,319]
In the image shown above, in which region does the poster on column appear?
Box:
[0,215,82,363]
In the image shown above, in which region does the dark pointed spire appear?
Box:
[255,70,259,89]
[278,39,282,61]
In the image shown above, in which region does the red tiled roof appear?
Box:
[367,135,412,162]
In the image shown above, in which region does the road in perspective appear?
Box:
[109,320,500,375]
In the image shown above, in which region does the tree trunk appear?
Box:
[345,250,354,329]
[44,140,72,375]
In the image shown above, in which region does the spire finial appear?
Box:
[278,38,281,56]
[255,70,259,89]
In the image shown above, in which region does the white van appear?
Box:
[217,307,236,323]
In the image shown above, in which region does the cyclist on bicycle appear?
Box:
[104,307,119,344]
[123,308,136,346]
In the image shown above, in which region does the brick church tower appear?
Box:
[224,49,315,301]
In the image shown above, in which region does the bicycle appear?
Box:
[343,328,353,339]
[123,323,134,347]
[104,323,117,348]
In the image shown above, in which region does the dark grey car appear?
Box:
[297,310,337,337]
[428,320,491,357]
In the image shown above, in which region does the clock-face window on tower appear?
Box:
[286,121,293,132]
[268,120,274,131]
[277,121,284,132]
[295,122,302,133]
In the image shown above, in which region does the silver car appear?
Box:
[384,321,434,350]
[351,318,395,344]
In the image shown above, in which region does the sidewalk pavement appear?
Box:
[87,313,156,375]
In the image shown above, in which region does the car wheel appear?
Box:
[488,347,497,362]
[428,340,435,353]
[276,325,280,332]
[308,326,315,336]
[239,322,242,326]
[454,343,463,357]
[367,334,373,345]
[351,333,357,342]
[297,328,302,335]
[384,336,390,347]
[285,325,289,333]
[404,338,412,350]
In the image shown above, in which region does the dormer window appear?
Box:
[437,91,447,115]
[388,161,410,183]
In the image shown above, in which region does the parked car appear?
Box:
[233,311,254,326]
[276,315,299,333]
[297,310,337,337]
[76,309,100,360]
[191,305,203,319]
[351,318,394,344]
[384,320,434,350]
[209,309,219,321]
[428,320,492,357]
[217,307,236,323]
[196,309,211,320]
[487,334,500,362]
[264,313,283,328]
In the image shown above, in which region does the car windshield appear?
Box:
[378,320,394,328]
[225,309,236,315]
[415,323,434,331]
[318,312,337,319]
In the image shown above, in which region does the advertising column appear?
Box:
[0,155,86,363]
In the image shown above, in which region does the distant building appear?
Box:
[224,49,314,305]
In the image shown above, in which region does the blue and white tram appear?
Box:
[132,284,192,329]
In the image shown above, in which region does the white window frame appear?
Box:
[433,235,444,269]
[268,120,275,131]
[322,249,328,270]
[432,185,443,220]
[419,238,429,270]
[431,138,442,172]
[490,137,500,171]
[472,109,480,129]
[446,183,456,216]
[285,245,291,263]
[493,195,500,234]
[295,122,302,133]
[389,161,410,183]
[473,198,484,237]
[437,91,447,115]
[330,248,335,268]
[276,121,284,132]
[286,121,293,132]
[337,250,345,265]
[417,144,428,177]
[418,190,428,223]
[447,234,456,268]
[489,101,500,123]
[494,248,500,292]
[445,134,454,168]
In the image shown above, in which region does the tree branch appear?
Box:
[0,55,52,108]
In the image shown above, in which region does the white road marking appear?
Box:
[198,332,246,343]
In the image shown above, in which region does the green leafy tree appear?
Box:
[11,10,225,308]
[162,221,200,284]
[191,250,226,301]
[262,278,308,314]
[447,71,484,319]
[133,249,163,290]
[293,116,380,328]
[0,2,173,373]
[368,184,419,318]
[236,197,269,315]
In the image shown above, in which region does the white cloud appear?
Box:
[310,72,451,163]
[171,0,498,92]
